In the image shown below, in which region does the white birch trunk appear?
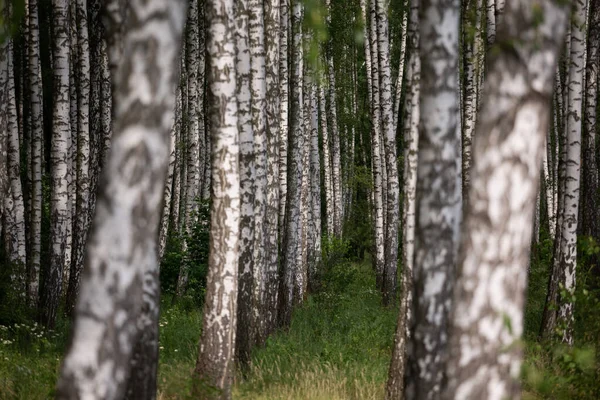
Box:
[386,0,420,396]
[556,0,587,344]
[66,0,92,316]
[278,0,290,238]
[235,0,255,368]
[404,0,461,397]
[582,0,599,237]
[280,0,304,328]
[326,0,342,237]
[376,0,401,306]
[445,2,570,398]
[319,83,334,238]
[263,0,281,340]
[393,10,408,134]
[362,0,385,290]
[27,0,43,306]
[42,0,71,327]
[194,0,240,394]
[57,1,186,397]
[309,83,322,290]
[4,30,27,291]
[249,0,268,349]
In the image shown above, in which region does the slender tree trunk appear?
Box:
[41,0,71,327]
[66,0,91,317]
[582,0,599,238]
[193,0,240,396]
[174,0,202,298]
[0,7,8,261]
[4,41,27,296]
[158,94,179,261]
[557,0,587,344]
[541,83,569,339]
[263,0,281,340]
[235,0,255,369]
[393,9,408,134]
[249,0,268,347]
[65,0,77,295]
[4,10,27,296]
[326,0,342,237]
[279,0,304,328]
[27,0,43,307]
[57,1,186,398]
[486,0,496,46]
[278,0,290,239]
[543,132,556,240]
[386,0,420,396]
[170,60,184,234]
[362,0,385,290]
[377,0,401,307]
[319,83,334,238]
[404,0,461,397]
[309,83,322,291]
[444,2,569,398]
[300,68,311,300]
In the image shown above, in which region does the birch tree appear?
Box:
[461,0,484,197]
[361,0,385,290]
[404,0,461,398]
[279,0,304,328]
[386,0,420,396]
[307,83,322,288]
[56,1,186,398]
[27,0,43,306]
[0,9,7,254]
[582,0,599,238]
[193,0,240,396]
[278,0,290,237]
[319,82,335,238]
[66,0,91,317]
[263,0,281,340]
[175,0,202,297]
[326,0,343,236]
[5,26,27,289]
[444,1,570,398]
[541,0,588,345]
[41,0,71,327]
[376,0,401,306]
[250,0,269,346]
[158,88,181,260]
[235,0,255,368]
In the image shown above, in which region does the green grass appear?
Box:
[233,261,397,399]
[0,256,598,399]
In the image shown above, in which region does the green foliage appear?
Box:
[344,166,373,262]
[523,341,598,399]
[524,235,554,338]
[0,318,68,399]
[161,199,211,309]
[523,234,600,399]
[303,0,328,77]
[158,302,203,364]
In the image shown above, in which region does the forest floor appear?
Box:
[159,260,398,399]
[0,257,597,399]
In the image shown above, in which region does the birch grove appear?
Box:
[0,0,598,398]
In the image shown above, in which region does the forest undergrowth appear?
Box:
[0,239,599,399]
